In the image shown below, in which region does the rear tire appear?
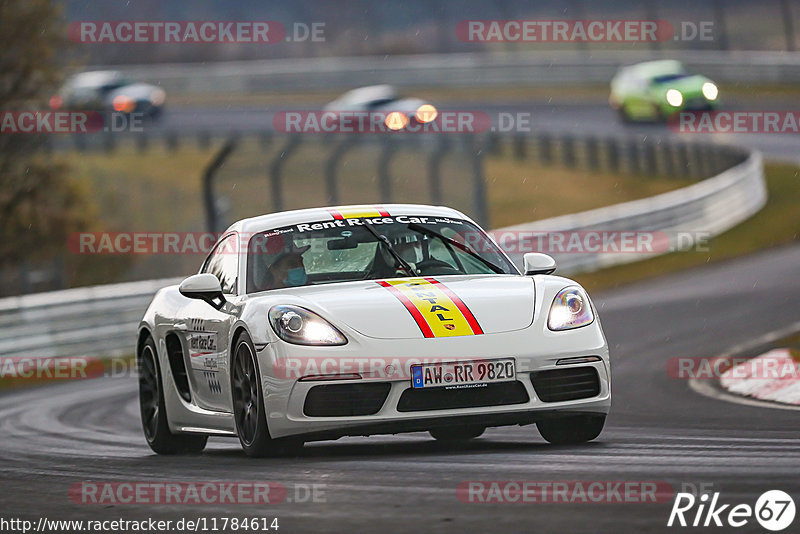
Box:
[537,414,606,445]
[231,332,301,457]
[430,425,485,441]
[138,335,207,454]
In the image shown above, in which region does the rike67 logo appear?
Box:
[668,490,795,531]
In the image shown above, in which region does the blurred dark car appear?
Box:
[50,70,165,119]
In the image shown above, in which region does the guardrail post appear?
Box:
[203,138,238,233]
[513,133,526,160]
[465,134,489,228]
[377,136,396,202]
[561,136,577,168]
[627,138,641,175]
[585,136,599,170]
[73,133,87,152]
[102,131,115,153]
[165,130,179,152]
[538,134,553,165]
[642,139,658,176]
[427,136,450,205]
[136,131,148,152]
[661,142,676,177]
[260,130,272,148]
[676,143,691,178]
[606,138,620,172]
[269,135,302,212]
[325,135,358,205]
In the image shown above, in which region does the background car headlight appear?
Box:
[149,89,166,106]
[548,287,594,331]
[269,305,347,345]
[665,89,683,107]
[415,104,437,123]
[702,82,718,101]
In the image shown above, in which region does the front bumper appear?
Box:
[257,324,611,440]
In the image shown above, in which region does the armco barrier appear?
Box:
[0,146,766,359]
[493,148,766,273]
[107,50,800,94]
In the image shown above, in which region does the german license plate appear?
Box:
[411,358,516,389]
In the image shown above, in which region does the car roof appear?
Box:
[227,204,471,235]
[68,70,125,88]
[337,84,398,104]
[620,60,686,77]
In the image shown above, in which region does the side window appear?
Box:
[202,234,239,294]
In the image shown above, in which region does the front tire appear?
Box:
[138,335,207,454]
[537,414,606,445]
[231,332,301,457]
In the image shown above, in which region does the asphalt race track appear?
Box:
[2,243,799,533]
[146,97,800,162]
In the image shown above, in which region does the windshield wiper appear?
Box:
[361,223,418,276]
[407,223,507,275]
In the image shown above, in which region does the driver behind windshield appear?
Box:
[251,235,311,290]
[376,234,423,276]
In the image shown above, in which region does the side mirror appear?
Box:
[179,273,225,309]
[523,253,556,275]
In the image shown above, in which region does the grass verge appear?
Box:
[577,162,800,293]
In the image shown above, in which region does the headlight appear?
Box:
[269,305,347,346]
[702,82,718,101]
[149,89,166,106]
[415,104,438,123]
[547,287,594,331]
[384,111,409,130]
[665,89,683,107]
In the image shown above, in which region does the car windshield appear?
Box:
[246,215,517,292]
[651,73,690,84]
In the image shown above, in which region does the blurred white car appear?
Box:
[324,85,437,126]
[137,204,611,457]
[50,70,165,119]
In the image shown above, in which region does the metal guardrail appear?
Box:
[0,141,766,360]
[109,50,800,94]
[493,148,766,273]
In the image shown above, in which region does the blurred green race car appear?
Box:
[609,60,719,122]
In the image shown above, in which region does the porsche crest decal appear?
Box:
[378,277,483,338]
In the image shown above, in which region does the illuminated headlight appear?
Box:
[415,104,438,123]
[701,82,718,101]
[269,305,347,346]
[547,287,594,331]
[385,111,409,130]
[665,89,683,107]
[149,89,166,106]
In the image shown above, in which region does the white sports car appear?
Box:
[137,204,610,457]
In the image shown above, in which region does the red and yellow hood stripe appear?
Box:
[377,277,483,338]
[329,205,391,220]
